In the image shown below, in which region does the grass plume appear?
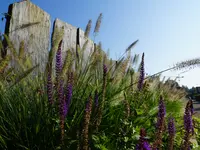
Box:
[85,20,92,38]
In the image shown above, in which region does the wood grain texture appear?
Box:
[6,1,50,72]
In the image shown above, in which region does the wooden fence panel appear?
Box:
[51,18,77,72]
[79,28,94,67]
[4,1,108,76]
[5,1,50,72]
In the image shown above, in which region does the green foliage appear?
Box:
[0,77,60,149]
[194,117,200,147]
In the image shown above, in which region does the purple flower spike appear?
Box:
[136,128,151,150]
[157,96,166,129]
[137,53,145,91]
[85,95,92,112]
[184,108,193,132]
[158,97,166,117]
[168,117,175,136]
[82,95,93,150]
[56,40,63,79]
[103,64,107,75]
[63,96,67,117]
[94,90,98,108]
[189,99,194,115]
[47,71,53,105]
[184,100,194,133]
[153,96,166,149]
[183,100,194,149]
[168,117,175,150]
[143,141,151,150]
[65,83,73,117]
[58,79,65,143]
[58,80,64,117]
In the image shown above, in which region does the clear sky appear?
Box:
[1,0,200,88]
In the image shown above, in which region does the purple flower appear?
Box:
[168,117,175,136]
[189,99,194,115]
[58,80,65,117]
[156,96,166,129]
[56,40,63,80]
[137,53,145,91]
[136,128,151,150]
[143,141,151,150]
[64,83,72,117]
[94,90,98,108]
[184,107,193,133]
[85,96,91,112]
[103,64,107,75]
[63,96,67,117]
[82,95,93,150]
[184,100,194,133]
[168,117,175,150]
[153,96,166,149]
[58,80,65,143]
[47,71,53,104]
[84,94,93,113]
[183,100,194,149]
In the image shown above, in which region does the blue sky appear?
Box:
[1,0,200,88]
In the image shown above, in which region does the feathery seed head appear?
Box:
[85,20,92,38]
[174,58,200,71]
[94,13,103,34]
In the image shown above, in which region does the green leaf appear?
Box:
[36,123,40,134]
[124,137,129,142]
[0,134,7,148]
[135,109,144,115]
[148,106,158,116]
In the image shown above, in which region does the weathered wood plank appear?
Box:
[51,18,77,72]
[53,18,77,59]
[79,28,94,66]
[5,1,50,72]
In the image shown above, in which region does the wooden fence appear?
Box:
[4,1,95,72]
